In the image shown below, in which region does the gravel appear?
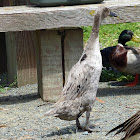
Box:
[0,81,140,140]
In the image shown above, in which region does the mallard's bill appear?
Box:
[131,35,140,43]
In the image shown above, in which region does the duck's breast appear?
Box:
[124,50,140,74]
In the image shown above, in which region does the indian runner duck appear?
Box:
[101,30,140,87]
[106,111,140,140]
[44,6,117,132]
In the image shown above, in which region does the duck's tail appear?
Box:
[44,108,58,117]
[106,111,140,140]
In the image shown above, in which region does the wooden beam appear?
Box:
[36,29,83,102]
[15,31,37,87]
[5,32,17,83]
[36,30,63,102]
[64,29,83,80]
[4,0,37,87]
[0,0,139,32]
[6,31,38,87]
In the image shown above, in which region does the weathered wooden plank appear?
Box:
[5,32,17,83]
[4,0,37,87]
[64,29,83,81]
[37,30,63,102]
[6,31,38,87]
[15,31,37,87]
[2,0,28,6]
[0,0,139,32]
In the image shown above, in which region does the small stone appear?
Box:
[82,131,89,135]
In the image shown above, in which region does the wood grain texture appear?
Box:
[64,29,83,81]
[2,0,28,6]
[15,31,37,87]
[5,32,17,83]
[6,31,37,86]
[37,30,63,102]
[0,0,139,31]
[5,0,37,87]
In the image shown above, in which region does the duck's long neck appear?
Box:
[85,12,102,51]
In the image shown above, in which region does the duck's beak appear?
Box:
[109,11,117,17]
[131,35,140,43]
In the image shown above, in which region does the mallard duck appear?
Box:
[101,30,140,87]
[44,7,117,132]
[106,111,140,140]
[110,30,140,87]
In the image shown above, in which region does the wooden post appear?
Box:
[6,31,37,87]
[64,29,83,80]
[5,32,17,83]
[37,30,63,102]
[4,0,37,87]
[37,29,83,102]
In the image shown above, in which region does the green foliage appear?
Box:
[0,85,6,93]
[100,68,134,82]
[83,22,140,47]
[0,76,17,93]
[9,76,17,88]
[83,22,140,82]
[99,22,140,48]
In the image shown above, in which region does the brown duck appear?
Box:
[106,111,140,140]
[109,30,140,87]
[44,6,117,132]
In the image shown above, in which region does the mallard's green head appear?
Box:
[118,30,140,46]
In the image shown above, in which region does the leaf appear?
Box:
[89,10,95,16]
[0,125,6,127]
[0,108,9,111]
[18,136,35,140]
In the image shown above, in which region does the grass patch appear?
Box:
[83,22,140,82]
[0,76,17,93]
[83,22,140,47]
[100,68,134,82]
[0,85,7,93]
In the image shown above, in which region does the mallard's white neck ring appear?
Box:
[117,43,124,47]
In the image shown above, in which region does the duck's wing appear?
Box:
[58,60,93,102]
[106,111,140,139]
[100,46,116,69]
[125,46,140,54]
[63,64,91,100]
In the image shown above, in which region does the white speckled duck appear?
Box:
[44,7,117,132]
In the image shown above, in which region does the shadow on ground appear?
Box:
[98,81,140,97]
[42,124,97,138]
[0,81,140,105]
[0,92,40,105]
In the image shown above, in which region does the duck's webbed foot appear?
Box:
[76,111,94,133]
[125,74,139,87]
[84,111,94,133]
[76,118,93,133]
[83,126,94,133]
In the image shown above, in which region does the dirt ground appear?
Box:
[0,82,140,140]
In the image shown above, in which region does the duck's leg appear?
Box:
[76,117,83,131]
[76,113,84,132]
[76,111,93,133]
[125,74,139,87]
[83,111,94,132]
[96,97,105,103]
